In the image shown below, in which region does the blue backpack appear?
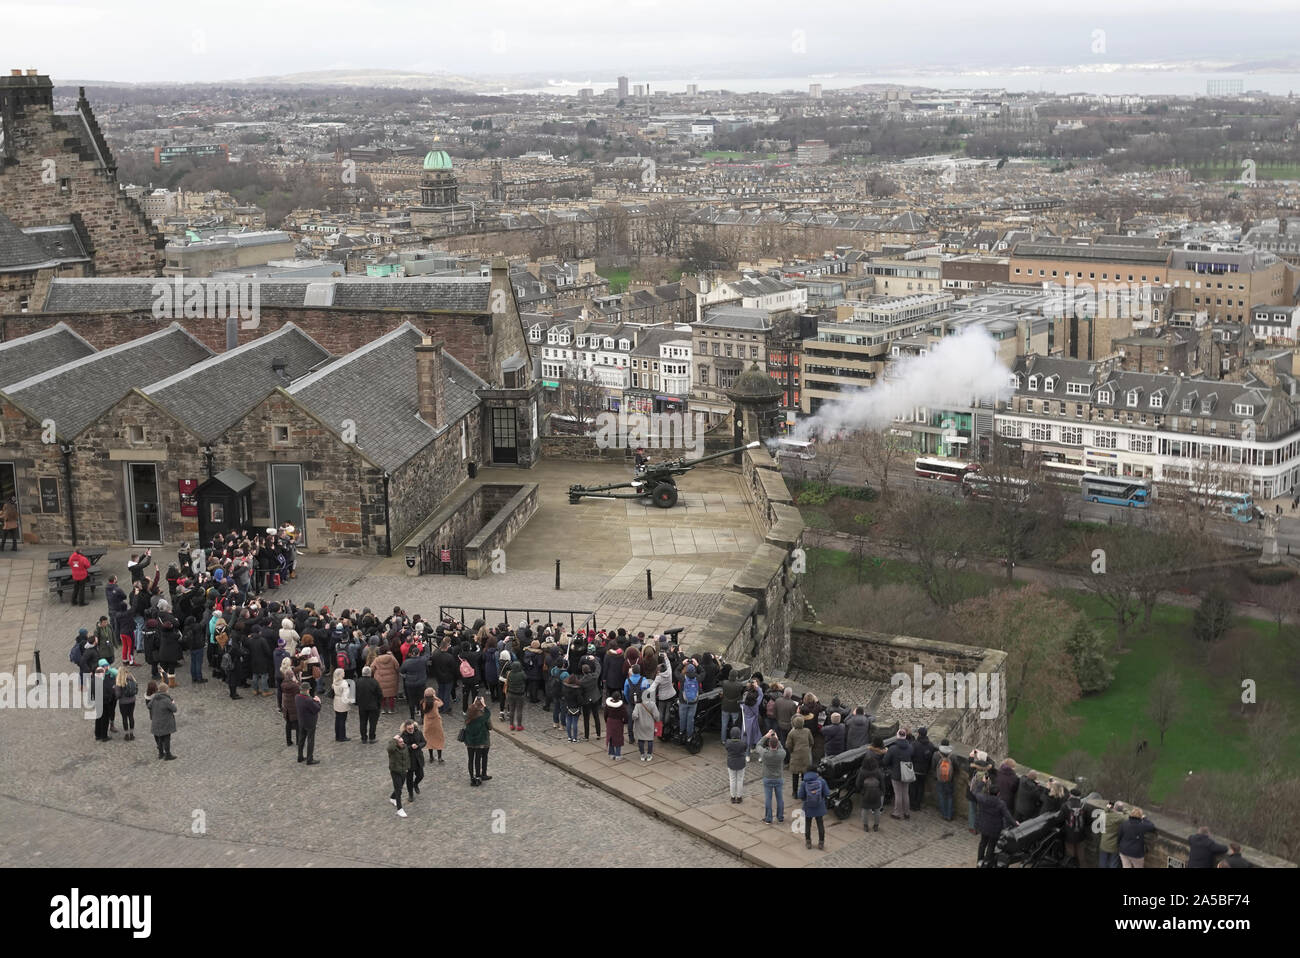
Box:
[804,776,824,804]
[682,675,699,704]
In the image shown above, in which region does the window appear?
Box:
[1150,393,1163,409]
[1096,389,1113,404]
[1024,399,1035,413]
[272,425,290,445]
[1075,403,1084,418]
[750,346,759,359]
[725,345,733,357]
[128,425,146,444]
[1000,420,1023,438]
[18,295,29,313]
[1066,382,1089,396]
[1233,402,1254,416]
[1028,375,1040,391]
[1094,430,1117,449]
[1045,375,1059,391]
[59,177,71,195]
[1010,374,1022,389]
[699,364,709,384]
[1030,422,1052,442]
[1130,434,1153,453]
[1061,427,1083,445]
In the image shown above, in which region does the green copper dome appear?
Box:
[422,149,452,171]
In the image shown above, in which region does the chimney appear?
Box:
[27,69,38,76]
[9,70,21,77]
[415,336,446,429]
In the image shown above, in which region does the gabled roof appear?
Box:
[2,323,213,438]
[0,210,54,272]
[288,322,487,472]
[142,323,332,441]
[0,322,97,390]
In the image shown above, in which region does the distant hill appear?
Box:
[234,69,506,93]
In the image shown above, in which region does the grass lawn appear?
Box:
[598,267,631,293]
[1016,593,1300,801]
[801,547,1300,803]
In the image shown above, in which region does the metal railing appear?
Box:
[439,606,597,635]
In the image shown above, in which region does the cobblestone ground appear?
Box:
[0,663,740,868]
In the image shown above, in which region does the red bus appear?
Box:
[914,456,980,481]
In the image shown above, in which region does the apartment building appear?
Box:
[863,256,943,296]
[691,305,773,423]
[997,354,1300,499]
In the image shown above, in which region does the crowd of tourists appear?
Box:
[63,532,1256,859]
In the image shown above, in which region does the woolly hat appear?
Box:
[97,658,108,668]
[361,666,372,677]
[78,628,88,637]
[276,637,286,648]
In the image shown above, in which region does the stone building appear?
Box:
[0,209,92,313]
[408,149,476,236]
[0,317,498,552]
[0,71,163,278]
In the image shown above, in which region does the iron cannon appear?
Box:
[567,441,760,508]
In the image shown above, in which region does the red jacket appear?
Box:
[68,551,90,581]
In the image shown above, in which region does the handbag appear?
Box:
[458,657,475,679]
[654,720,664,738]
[900,761,916,783]
[456,728,467,743]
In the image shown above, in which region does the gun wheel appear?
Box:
[652,483,678,508]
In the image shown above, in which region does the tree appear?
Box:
[1094,733,1158,807]
[971,433,1040,580]
[882,490,983,611]
[1064,617,1114,694]
[1247,577,1300,639]
[1146,669,1183,746]
[951,584,1081,747]
[808,437,849,485]
[1192,587,1234,643]
[853,428,912,504]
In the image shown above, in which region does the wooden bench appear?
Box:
[48,564,104,601]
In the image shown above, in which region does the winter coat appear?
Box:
[798,772,830,818]
[351,675,380,712]
[632,699,658,741]
[856,757,884,807]
[402,727,426,769]
[332,678,351,713]
[1118,818,1157,859]
[579,670,600,705]
[785,725,813,774]
[371,652,400,698]
[296,692,321,730]
[911,735,936,775]
[1187,833,1229,868]
[844,714,871,750]
[1099,809,1125,854]
[724,731,748,771]
[247,634,272,673]
[739,689,764,747]
[463,710,491,748]
[68,551,90,582]
[753,742,786,780]
[822,722,847,757]
[995,765,1020,809]
[604,698,625,747]
[388,736,411,775]
[883,738,914,782]
[601,649,626,689]
[281,677,300,721]
[146,691,176,735]
[1014,777,1043,822]
[117,675,138,707]
[720,677,744,712]
[976,791,1015,838]
[399,653,428,689]
[421,696,446,750]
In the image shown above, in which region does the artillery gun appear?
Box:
[567,441,760,508]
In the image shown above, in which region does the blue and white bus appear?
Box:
[1080,474,1151,507]
[1162,483,1257,523]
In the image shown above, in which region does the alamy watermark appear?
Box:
[151,277,260,328]
[0,668,105,719]
[593,410,706,458]
[890,665,1002,719]
[1042,276,1154,320]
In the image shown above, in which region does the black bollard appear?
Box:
[32,649,42,684]
[646,568,653,601]
[555,559,561,590]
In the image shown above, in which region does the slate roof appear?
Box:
[0,211,53,271]
[21,224,91,265]
[0,323,97,390]
[288,321,486,472]
[142,323,332,441]
[2,323,213,439]
[41,277,494,314]
[1012,242,1171,265]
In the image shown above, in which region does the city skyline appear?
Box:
[2,0,1299,90]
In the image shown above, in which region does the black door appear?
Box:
[491,407,518,464]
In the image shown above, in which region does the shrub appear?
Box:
[1245,565,1297,585]
[1192,587,1234,643]
[1064,616,1114,694]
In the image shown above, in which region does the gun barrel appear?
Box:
[678,441,761,467]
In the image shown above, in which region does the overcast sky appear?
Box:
[2,0,1299,85]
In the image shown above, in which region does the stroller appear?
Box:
[990,808,1073,868]
[663,686,722,754]
[816,744,873,819]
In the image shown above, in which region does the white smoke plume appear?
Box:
[791,327,1014,440]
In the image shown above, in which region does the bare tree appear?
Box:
[1094,733,1158,807]
[1147,669,1183,746]
[951,584,1081,747]
[883,490,983,611]
[808,438,849,485]
[854,428,913,504]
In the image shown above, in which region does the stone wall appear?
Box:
[403,483,485,575]
[465,483,539,579]
[0,97,164,277]
[387,410,482,551]
[790,622,1009,758]
[682,447,804,677]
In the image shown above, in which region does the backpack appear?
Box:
[336,647,352,672]
[1066,803,1086,838]
[506,669,525,695]
[220,649,234,672]
[682,676,699,704]
[804,777,823,804]
[458,656,475,679]
[69,640,83,666]
[937,754,953,783]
